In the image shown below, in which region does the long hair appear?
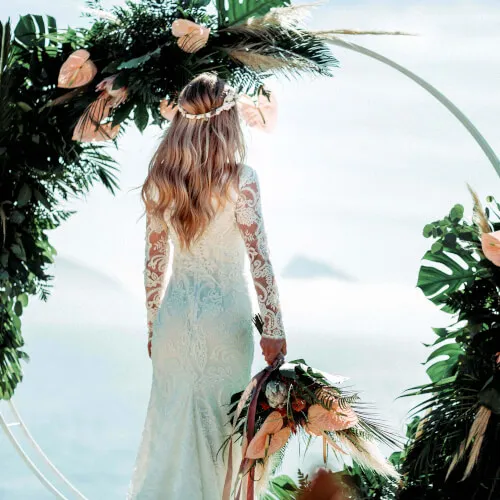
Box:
[141,72,246,252]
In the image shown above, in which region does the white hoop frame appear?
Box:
[1,39,498,498]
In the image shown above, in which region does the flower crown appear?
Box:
[178,86,239,120]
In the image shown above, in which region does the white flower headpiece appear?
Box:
[178,86,239,120]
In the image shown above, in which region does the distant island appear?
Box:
[281,255,355,281]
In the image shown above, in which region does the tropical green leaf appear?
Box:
[17,184,32,207]
[216,0,290,27]
[14,15,37,46]
[134,102,149,132]
[262,474,297,500]
[426,359,458,385]
[32,15,46,47]
[11,242,26,261]
[117,47,161,70]
[17,293,28,307]
[9,210,25,224]
[417,250,478,307]
[0,21,12,81]
[46,16,56,35]
[111,98,135,127]
[425,342,463,364]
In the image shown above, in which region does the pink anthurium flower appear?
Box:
[237,90,278,132]
[95,75,128,107]
[305,403,358,436]
[171,19,210,53]
[481,231,500,266]
[72,75,128,143]
[58,49,97,88]
[245,411,291,459]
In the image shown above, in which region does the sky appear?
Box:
[2,0,499,298]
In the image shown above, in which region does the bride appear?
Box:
[126,72,287,499]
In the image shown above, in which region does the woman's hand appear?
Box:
[260,337,287,365]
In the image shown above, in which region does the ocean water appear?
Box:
[0,258,442,499]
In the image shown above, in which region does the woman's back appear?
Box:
[147,162,285,340]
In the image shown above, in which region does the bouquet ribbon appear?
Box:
[222,354,285,500]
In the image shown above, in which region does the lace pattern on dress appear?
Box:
[144,212,171,337]
[235,165,286,339]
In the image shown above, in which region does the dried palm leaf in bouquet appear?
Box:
[220,314,402,499]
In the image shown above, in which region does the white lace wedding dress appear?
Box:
[126,163,286,500]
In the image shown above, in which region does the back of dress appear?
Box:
[144,162,286,342]
[127,163,286,499]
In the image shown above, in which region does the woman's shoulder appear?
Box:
[237,163,258,187]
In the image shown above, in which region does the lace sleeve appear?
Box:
[144,211,170,338]
[234,165,286,340]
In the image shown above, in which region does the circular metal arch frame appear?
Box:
[327,38,500,177]
[1,38,498,500]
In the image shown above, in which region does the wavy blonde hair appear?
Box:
[141,72,246,252]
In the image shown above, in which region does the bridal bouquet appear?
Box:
[221,315,401,500]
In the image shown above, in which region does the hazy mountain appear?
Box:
[24,255,144,328]
[281,254,355,281]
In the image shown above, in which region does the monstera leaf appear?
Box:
[417,249,483,311]
[216,0,290,27]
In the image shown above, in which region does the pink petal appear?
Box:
[171,19,200,37]
[172,20,210,52]
[260,411,284,435]
[481,231,500,266]
[268,427,292,455]
[58,49,97,88]
[238,91,278,132]
[245,411,284,459]
[307,403,358,433]
[245,433,268,459]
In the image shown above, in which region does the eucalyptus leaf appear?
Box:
[449,204,464,222]
[14,300,22,316]
[17,293,28,307]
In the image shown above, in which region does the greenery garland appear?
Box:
[398,192,500,499]
[0,17,119,399]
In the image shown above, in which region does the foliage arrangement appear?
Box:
[0,17,118,399]
[222,313,400,498]
[324,193,500,500]
[397,192,500,499]
[50,0,340,139]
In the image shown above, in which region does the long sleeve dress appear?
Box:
[126,163,286,500]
